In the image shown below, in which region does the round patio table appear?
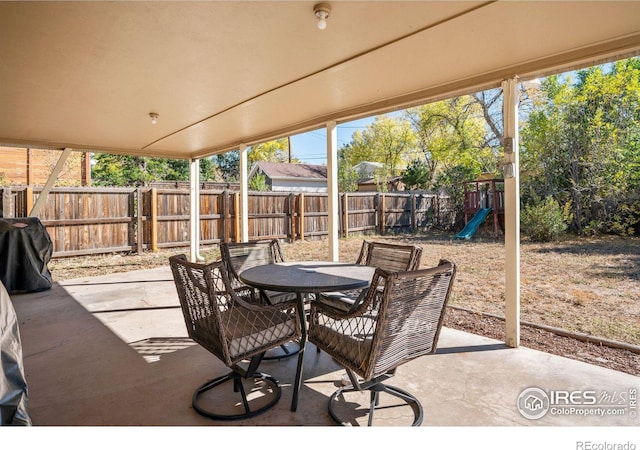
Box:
[238,261,375,295]
[239,261,376,412]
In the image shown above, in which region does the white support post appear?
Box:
[239,144,249,242]
[29,148,72,217]
[502,77,521,348]
[327,121,339,261]
[189,158,203,262]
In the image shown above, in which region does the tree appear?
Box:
[401,159,431,190]
[214,151,240,182]
[248,173,269,191]
[92,154,218,186]
[471,89,504,149]
[405,97,493,188]
[339,115,415,191]
[337,145,360,191]
[520,58,640,235]
[248,138,297,165]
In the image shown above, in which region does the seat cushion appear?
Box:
[310,320,374,375]
[263,290,298,304]
[317,288,367,312]
[222,309,298,359]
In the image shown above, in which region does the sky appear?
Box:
[288,111,405,165]
[287,117,373,165]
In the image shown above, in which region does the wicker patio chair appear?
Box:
[220,239,298,304]
[317,240,423,313]
[169,254,303,420]
[220,239,301,360]
[308,259,456,426]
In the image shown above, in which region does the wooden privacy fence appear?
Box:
[1,187,454,257]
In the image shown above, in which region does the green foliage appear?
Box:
[249,138,298,165]
[338,97,497,196]
[406,96,494,177]
[0,172,8,187]
[402,96,500,197]
[521,196,571,242]
[402,159,431,190]
[434,164,479,228]
[199,158,219,182]
[338,115,416,190]
[92,154,218,186]
[248,173,269,191]
[215,151,240,182]
[337,152,359,192]
[605,199,640,236]
[520,58,640,235]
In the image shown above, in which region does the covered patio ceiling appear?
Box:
[2,1,640,159]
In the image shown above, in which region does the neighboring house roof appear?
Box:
[353,161,383,178]
[249,162,327,181]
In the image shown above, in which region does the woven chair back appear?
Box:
[169,254,299,367]
[356,240,422,272]
[220,240,285,286]
[309,260,455,381]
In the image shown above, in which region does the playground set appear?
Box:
[455,177,505,239]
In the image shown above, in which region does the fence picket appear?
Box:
[1,186,452,257]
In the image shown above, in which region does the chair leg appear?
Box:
[328,382,424,426]
[192,371,281,421]
[368,391,378,427]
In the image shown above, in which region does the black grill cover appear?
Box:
[0,218,53,294]
[0,280,31,425]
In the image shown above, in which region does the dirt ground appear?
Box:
[48,233,640,376]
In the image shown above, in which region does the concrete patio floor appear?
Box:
[9,266,639,430]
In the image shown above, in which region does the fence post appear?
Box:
[411,193,416,232]
[380,193,386,235]
[342,193,349,238]
[222,190,230,243]
[289,193,295,242]
[25,186,33,217]
[136,187,144,253]
[234,192,240,243]
[299,193,305,241]
[128,190,135,250]
[150,187,158,252]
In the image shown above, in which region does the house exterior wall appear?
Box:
[271,179,327,193]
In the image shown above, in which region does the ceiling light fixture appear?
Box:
[149,112,159,124]
[314,3,331,30]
